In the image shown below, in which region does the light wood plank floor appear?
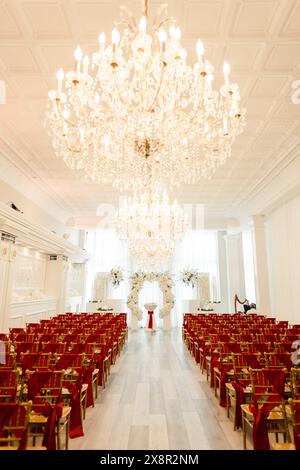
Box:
[70,328,244,450]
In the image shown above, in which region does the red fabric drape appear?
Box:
[94,351,105,386]
[293,404,300,450]
[83,365,94,408]
[249,390,282,450]
[148,311,154,329]
[232,381,246,429]
[42,402,63,450]
[64,378,84,439]
[0,404,27,450]
[210,353,220,388]
[219,364,232,407]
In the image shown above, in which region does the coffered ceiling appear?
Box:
[0,0,299,223]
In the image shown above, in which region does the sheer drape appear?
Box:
[86,229,220,326]
[171,230,220,325]
[266,195,300,324]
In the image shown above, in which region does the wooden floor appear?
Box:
[70,328,244,450]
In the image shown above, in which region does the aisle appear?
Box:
[70,328,243,450]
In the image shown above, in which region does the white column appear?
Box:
[250,215,271,315]
[81,261,88,311]
[0,233,17,332]
[131,315,138,330]
[45,254,69,313]
[225,232,246,312]
[163,315,171,331]
[218,231,229,312]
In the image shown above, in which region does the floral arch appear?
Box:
[127,272,175,321]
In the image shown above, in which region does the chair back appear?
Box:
[26,370,64,412]
[0,402,31,448]
[291,368,300,399]
[21,352,51,370]
[0,370,19,402]
[250,367,286,395]
[287,398,300,450]
[0,353,16,370]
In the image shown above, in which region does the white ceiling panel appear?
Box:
[0,0,299,220]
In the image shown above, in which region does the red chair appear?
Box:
[55,353,84,370]
[274,342,292,353]
[14,342,39,360]
[38,334,58,343]
[252,343,271,354]
[14,334,35,343]
[21,353,51,371]
[25,370,70,450]
[250,367,286,395]
[222,342,241,354]
[264,352,292,371]
[0,370,19,402]
[40,343,67,354]
[0,353,16,370]
[0,402,32,449]
[63,334,82,345]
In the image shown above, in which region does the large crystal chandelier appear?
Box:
[115,187,188,270]
[45,0,246,191]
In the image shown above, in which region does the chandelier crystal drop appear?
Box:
[45,0,246,192]
[115,188,189,270]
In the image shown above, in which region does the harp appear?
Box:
[234,294,249,313]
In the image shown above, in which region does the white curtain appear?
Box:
[86,229,220,327]
[86,230,131,302]
[171,230,220,325]
[266,195,300,324]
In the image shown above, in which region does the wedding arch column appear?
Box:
[250,215,271,315]
[0,232,17,333]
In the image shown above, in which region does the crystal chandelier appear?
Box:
[45,0,246,192]
[115,188,188,270]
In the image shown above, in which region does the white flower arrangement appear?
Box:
[110,267,124,288]
[127,271,174,320]
[179,268,200,288]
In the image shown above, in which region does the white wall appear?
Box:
[266,194,300,324]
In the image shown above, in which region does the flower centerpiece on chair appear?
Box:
[179,268,200,288]
[109,267,124,288]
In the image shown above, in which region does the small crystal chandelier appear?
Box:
[115,188,188,270]
[45,0,246,192]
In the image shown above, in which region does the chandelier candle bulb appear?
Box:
[83,56,90,77]
[98,32,106,55]
[112,28,120,46]
[175,27,182,41]
[74,46,83,79]
[158,29,167,53]
[56,68,64,97]
[99,32,106,45]
[169,25,176,39]
[223,61,230,86]
[139,16,147,33]
[196,39,204,68]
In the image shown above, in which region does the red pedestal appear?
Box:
[147,311,154,329]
